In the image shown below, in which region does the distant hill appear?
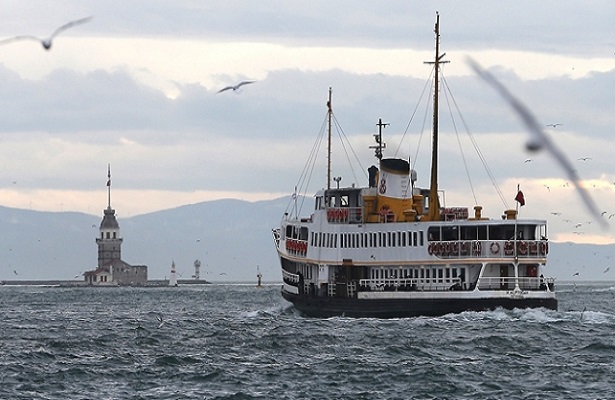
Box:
[0,199,614,282]
[0,197,294,283]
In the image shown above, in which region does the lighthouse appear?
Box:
[169,261,178,287]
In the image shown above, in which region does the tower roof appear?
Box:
[100,207,120,229]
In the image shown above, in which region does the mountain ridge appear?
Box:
[0,199,613,282]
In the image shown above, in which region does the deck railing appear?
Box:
[478,276,554,291]
[326,207,363,224]
[428,239,548,259]
[282,269,299,284]
[358,277,463,292]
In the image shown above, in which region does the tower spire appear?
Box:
[106,163,111,209]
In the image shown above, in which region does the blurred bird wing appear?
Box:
[238,80,255,87]
[49,16,93,39]
[0,35,41,46]
[467,57,607,229]
[217,86,234,93]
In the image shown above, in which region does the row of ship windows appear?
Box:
[311,231,425,249]
[292,264,465,283]
[370,266,466,281]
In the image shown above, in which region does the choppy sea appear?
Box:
[1,282,614,400]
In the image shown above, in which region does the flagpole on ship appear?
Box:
[514,183,520,260]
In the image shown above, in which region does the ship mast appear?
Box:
[327,87,332,190]
[425,12,448,221]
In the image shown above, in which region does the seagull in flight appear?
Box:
[577,157,592,161]
[604,266,611,274]
[0,16,92,50]
[467,58,607,229]
[546,123,562,128]
[524,159,533,163]
[217,80,256,93]
[156,314,166,329]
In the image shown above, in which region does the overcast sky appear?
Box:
[1,1,615,244]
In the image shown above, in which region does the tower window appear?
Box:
[106,232,110,239]
[113,232,116,239]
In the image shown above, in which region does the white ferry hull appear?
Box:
[281,288,557,318]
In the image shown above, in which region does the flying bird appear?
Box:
[572,272,580,276]
[466,57,607,229]
[0,16,92,50]
[156,314,165,329]
[524,159,533,163]
[604,267,611,274]
[13,269,18,275]
[217,80,256,93]
[546,123,562,128]
[577,157,592,161]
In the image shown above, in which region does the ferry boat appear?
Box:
[272,15,557,318]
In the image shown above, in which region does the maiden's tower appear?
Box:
[84,165,148,285]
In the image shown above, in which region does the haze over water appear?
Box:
[1,282,614,399]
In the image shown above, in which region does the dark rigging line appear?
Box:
[441,75,478,205]
[394,67,435,159]
[332,114,367,184]
[441,73,509,209]
[286,113,328,217]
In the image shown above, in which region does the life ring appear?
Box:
[428,243,434,255]
[504,241,514,255]
[518,241,528,255]
[490,242,500,254]
[472,241,482,256]
[460,241,470,255]
[451,241,459,255]
[529,241,538,255]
